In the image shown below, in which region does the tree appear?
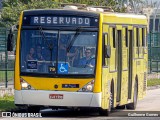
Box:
[0,0,145,28]
[0,0,59,27]
[116,0,146,13]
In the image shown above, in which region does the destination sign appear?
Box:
[30,16,91,26]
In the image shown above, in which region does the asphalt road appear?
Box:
[1,88,160,120]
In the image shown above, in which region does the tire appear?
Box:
[126,81,138,110]
[99,87,113,116]
[116,105,125,109]
[27,106,40,113]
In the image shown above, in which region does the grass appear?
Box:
[147,79,160,87]
[0,95,16,111]
[0,71,14,82]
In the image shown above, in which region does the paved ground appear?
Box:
[136,88,160,111]
[0,81,13,88]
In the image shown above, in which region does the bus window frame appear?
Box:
[125,27,129,47]
[108,25,116,49]
[142,27,147,47]
[136,27,140,47]
[19,27,99,78]
[102,32,109,67]
[113,27,116,48]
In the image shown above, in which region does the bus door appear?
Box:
[102,24,110,109]
[109,27,117,72]
[116,29,122,102]
[117,27,130,104]
[117,27,134,102]
[128,29,133,99]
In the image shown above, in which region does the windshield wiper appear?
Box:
[39,26,53,61]
[66,27,82,52]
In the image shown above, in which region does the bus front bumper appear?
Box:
[14,90,101,107]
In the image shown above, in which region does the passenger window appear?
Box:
[113,28,116,48]
[142,28,146,47]
[125,28,128,47]
[136,28,139,47]
[103,33,109,66]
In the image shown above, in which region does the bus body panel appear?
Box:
[20,76,94,91]
[15,12,23,90]
[14,9,148,110]
[15,90,101,107]
[93,13,103,93]
[101,13,147,108]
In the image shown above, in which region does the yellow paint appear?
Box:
[93,13,103,93]
[101,13,147,108]
[21,77,93,91]
[14,10,148,109]
[15,12,23,90]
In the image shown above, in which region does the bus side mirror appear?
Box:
[105,45,111,58]
[7,33,14,51]
[7,25,18,51]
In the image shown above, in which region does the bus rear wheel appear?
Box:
[126,81,138,110]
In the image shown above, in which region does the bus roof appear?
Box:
[104,12,147,19]
[22,9,147,25]
[23,9,146,19]
[23,9,99,18]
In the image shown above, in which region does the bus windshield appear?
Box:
[20,29,98,76]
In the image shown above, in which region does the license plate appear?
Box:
[49,94,63,99]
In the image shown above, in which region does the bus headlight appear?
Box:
[21,82,28,88]
[20,78,34,90]
[78,80,94,92]
[86,84,93,91]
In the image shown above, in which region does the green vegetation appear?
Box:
[0,95,16,111]
[0,0,59,27]
[147,79,160,87]
[0,0,145,28]
[0,71,14,82]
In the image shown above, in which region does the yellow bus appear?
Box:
[7,6,147,115]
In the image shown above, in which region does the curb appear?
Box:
[147,85,160,90]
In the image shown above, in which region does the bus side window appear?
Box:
[125,27,128,47]
[134,27,140,58]
[113,28,116,48]
[103,33,109,67]
[136,28,139,47]
[142,28,145,47]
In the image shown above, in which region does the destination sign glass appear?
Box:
[23,16,98,27]
[31,16,90,26]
